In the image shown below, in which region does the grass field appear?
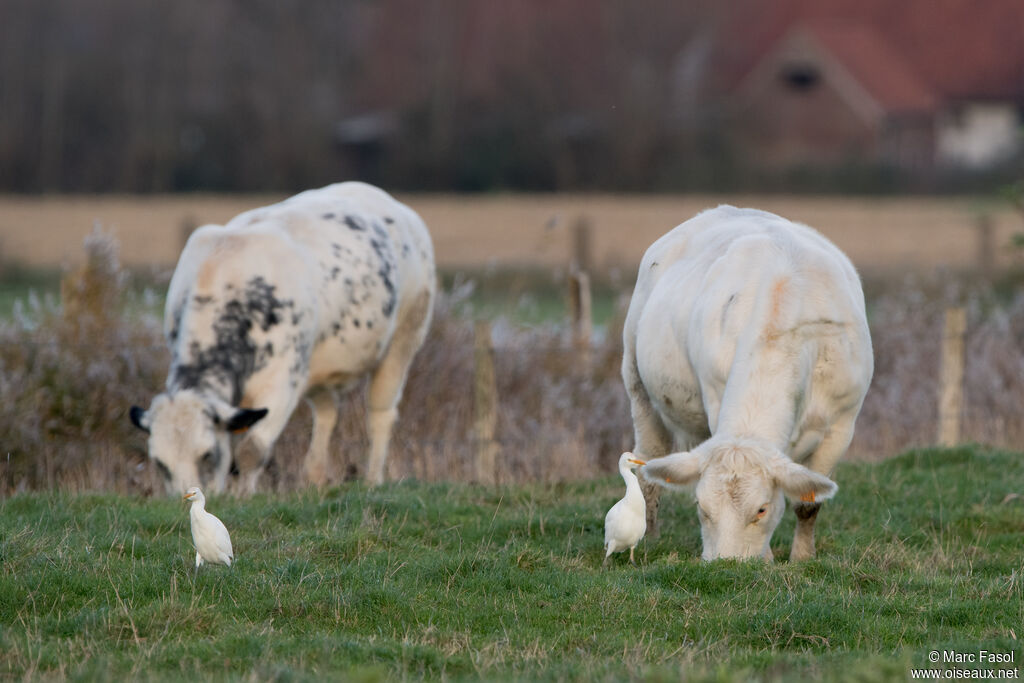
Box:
[2,447,1021,681]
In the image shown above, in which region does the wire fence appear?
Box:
[3,232,1024,496]
[4,295,1024,498]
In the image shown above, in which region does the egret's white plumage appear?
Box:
[183,487,233,569]
[603,453,647,566]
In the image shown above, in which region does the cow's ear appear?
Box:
[772,459,837,503]
[641,451,706,488]
[129,406,151,434]
[225,408,268,434]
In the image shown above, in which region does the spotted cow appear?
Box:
[624,206,873,561]
[130,182,436,494]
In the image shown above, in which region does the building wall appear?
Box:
[935,103,1021,169]
[733,72,880,167]
[879,115,935,170]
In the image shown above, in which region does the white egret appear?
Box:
[603,453,647,567]
[183,487,233,570]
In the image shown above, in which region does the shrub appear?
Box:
[0,228,167,493]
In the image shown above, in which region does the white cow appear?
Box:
[623,206,872,561]
[130,182,435,495]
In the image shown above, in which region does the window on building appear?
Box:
[780,62,821,92]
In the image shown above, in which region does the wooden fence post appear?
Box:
[473,320,498,486]
[937,307,967,447]
[572,215,593,274]
[568,270,592,369]
[179,214,198,252]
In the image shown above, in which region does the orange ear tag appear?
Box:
[800,491,816,503]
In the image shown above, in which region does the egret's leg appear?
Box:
[629,546,637,566]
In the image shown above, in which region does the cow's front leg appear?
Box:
[791,412,855,561]
[230,377,297,495]
[303,388,338,487]
[231,434,271,496]
[790,500,821,561]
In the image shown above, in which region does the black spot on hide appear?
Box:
[168,303,184,344]
[170,276,292,404]
[368,232,397,317]
[344,215,367,232]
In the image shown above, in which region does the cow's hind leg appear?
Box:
[790,411,856,561]
[623,354,673,537]
[365,291,432,486]
[303,387,338,487]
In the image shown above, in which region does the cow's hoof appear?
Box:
[789,547,816,562]
[304,467,328,489]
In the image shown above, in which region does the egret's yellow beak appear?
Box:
[183,492,194,501]
[627,458,646,466]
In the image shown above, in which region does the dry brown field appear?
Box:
[0,193,1020,273]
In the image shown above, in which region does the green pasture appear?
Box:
[1,447,1022,681]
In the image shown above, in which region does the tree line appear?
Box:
[1,0,740,193]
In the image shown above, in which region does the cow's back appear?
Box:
[625,206,872,453]
[165,182,436,399]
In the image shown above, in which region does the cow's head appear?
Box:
[129,389,267,495]
[640,440,837,561]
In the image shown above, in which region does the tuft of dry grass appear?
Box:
[0,228,168,494]
[1,232,1022,496]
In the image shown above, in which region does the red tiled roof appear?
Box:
[720,0,1024,104]
[802,21,939,113]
